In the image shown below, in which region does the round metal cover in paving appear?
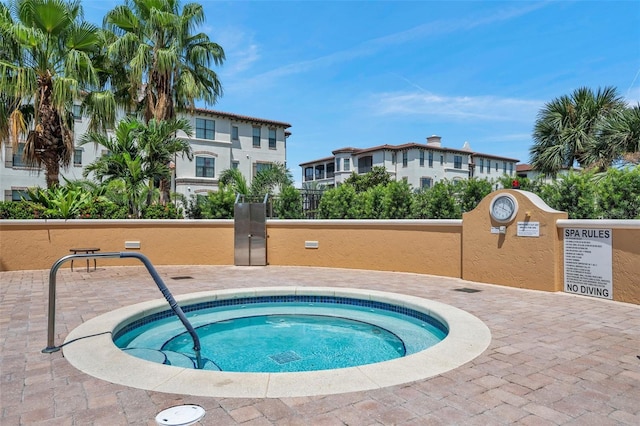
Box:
[155,404,205,426]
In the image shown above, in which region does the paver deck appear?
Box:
[1,265,639,425]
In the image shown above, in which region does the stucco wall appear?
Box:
[0,220,234,271]
[462,190,568,292]
[266,220,462,277]
[556,220,640,305]
[610,228,640,305]
[1,194,639,304]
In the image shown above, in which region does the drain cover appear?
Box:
[270,350,301,364]
[453,287,482,293]
[155,404,205,425]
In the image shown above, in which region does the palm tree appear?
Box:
[530,86,626,176]
[219,163,294,199]
[137,117,193,203]
[81,116,193,215]
[593,104,640,167]
[0,0,116,188]
[249,162,294,197]
[219,168,250,196]
[81,117,146,215]
[104,0,225,123]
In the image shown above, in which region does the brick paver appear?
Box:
[1,265,639,425]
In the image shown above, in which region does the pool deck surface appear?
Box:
[1,265,639,425]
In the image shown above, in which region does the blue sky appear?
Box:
[84,1,640,184]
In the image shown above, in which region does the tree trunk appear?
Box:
[34,74,71,188]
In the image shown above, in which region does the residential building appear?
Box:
[515,163,579,182]
[1,108,291,201]
[300,135,519,189]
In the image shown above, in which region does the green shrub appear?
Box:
[596,167,640,219]
[411,181,461,219]
[539,171,598,219]
[141,203,182,219]
[318,184,357,218]
[381,180,413,219]
[274,186,304,219]
[186,188,235,219]
[458,178,493,213]
[0,201,47,219]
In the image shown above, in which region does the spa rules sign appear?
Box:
[563,228,612,300]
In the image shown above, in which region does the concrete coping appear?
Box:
[62,287,491,398]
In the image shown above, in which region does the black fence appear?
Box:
[257,189,325,219]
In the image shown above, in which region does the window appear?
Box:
[304,167,314,181]
[454,155,462,169]
[503,161,507,173]
[420,177,433,189]
[232,126,239,140]
[73,149,82,166]
[509,163,513,174]
[268,128,276,149]
[255,162,272,174]
[391,153,397,165]
[252,126,261,147]
[428,151,434,167]
[344,158,350,171]
[196,118,215,140]
[419,151,424,166]
[326,162,335,178]
[12,189,29,201]
[12,143,26,167]
[335,158,341,172]
[440,155,444,165]
[402,151,408,167]
[232,161,239,169]
[487,160,491,174]
[72,104,82,120]
[496,162,499,172]
[315,164,325,180]
[195,156,215,177]
[479,158,484,173]
[358,156,373,173]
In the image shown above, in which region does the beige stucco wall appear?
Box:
[556,221,640,305]
[462,190,568,292]
[266,220,462,277]
[1,197,639,304]
[610,228,640,305]
[0,220,234,271]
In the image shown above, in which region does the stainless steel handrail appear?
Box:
[42,252,202,369]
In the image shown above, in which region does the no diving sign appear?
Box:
[563,228,612,299]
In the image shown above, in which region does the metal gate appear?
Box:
[234,196,267,266]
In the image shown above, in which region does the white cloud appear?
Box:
[211,27,261,77]
[476,133,533,144]
[369,91,543,123]
[229,2,549,92]
[624,86,640,106]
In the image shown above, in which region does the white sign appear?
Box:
[517,222,539,237]
[564,228,612,299]
[490,227,500,234]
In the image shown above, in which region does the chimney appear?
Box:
[426,135,442,147]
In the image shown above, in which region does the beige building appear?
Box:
[300,135,518,189]
[515,163,579,182]
[1,108,291,201]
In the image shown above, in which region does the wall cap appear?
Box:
[557,219,640,229]
[0,219,234,227]
[267,219,462,227]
